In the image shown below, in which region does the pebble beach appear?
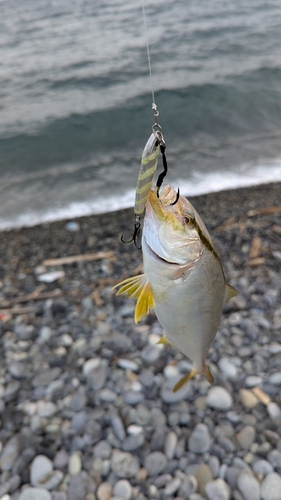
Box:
[0,181,281,500]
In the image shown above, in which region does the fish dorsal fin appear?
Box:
[113,274,154,323]
[224,283,238,304]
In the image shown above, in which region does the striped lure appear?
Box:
[134,125,165,217]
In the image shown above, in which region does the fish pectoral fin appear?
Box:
[224,283,238,304]
[171,262,194,280]
[113,274,155,324]
[113,274,146,299]
[172,364,214,392]
[157,333,172,346]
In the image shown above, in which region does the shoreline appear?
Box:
[0,180,281,498]
[1,180,281,237]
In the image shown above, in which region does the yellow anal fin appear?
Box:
[172,368,197,392]
[113,275,154,324]
[224,283,238,304]
[135,280,154,323]
[157,334,172,346]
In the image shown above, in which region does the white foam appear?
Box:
[1,159,281,230]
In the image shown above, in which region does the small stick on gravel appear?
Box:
[43,250,115,266]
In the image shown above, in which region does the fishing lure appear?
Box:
[121,113,167,248]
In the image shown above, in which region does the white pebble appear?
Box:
[30,455,53,487]
[205,479,231,500]
[267,402,281,421]
[237,470,260,500]
[164,365,180,379]
[218,358,238,380]
[127,425,143,435]
[206,386,233,410]
[117,359,139,372]
[68,452,82,475]
[261,472,281,500]
[113,479,133,500]
[83,358,101,377]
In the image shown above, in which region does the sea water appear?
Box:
[1,0,281,229]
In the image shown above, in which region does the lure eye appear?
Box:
[184,217,190,224]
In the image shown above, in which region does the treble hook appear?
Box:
[121,220,142,250]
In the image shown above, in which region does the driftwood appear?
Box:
[0,288,62,309]
[215,205,281,232]
[43,251,115,267]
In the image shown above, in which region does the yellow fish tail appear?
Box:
[172,364,214,392]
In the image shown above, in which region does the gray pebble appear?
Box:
[87,364,107,391]
[178,475,198,499]
[124,392,144,405]
[253,459,273,476]
[161,378,192,404]
[141,344,160,364]
[164,431,178,459]
[111,450,140,478]
[122,433,145,452]
[237,470,260,500]
[206,386,233,410]
[164,477,181,496]
[30,455,53,486]
[205,479,230,500]
[267,450,281,470]
[3,381,20,403]
[139,369,154,387]
[113,479,133,500]
[99,388,117,402]
[51,492,67,500]
[261,472,281,500]
[226,467,241,489]
[32,368,61,387]
[0,434,22,471]
[71,412,87,433]
[135,403,151,425]
[208,456,220,478]
[93,440,112,459]
[144,451,167,476]
[111,414,126,441]
[53,450,69,470]
[236,425,256,450]
[8,361,27,379]
[30,455,63,490]
[68,392,86,412]
[68,472,88,500]
[188,424,211,454]
[19,488,52,500]
[268,373,281,385]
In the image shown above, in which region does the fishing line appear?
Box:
[141,0,168,190]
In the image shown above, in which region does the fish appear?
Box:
[114,185,237,391]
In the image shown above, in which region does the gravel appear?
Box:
[1,182,281,499]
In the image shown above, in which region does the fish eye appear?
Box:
[183,211,194,226]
